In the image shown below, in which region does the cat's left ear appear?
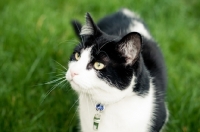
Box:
[71,20,82,40]
[80,13,102,36]
[117,32,142,65]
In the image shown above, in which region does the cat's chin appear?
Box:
[69,80,83,93]
[69,80,94,95]
[69,76,135,105]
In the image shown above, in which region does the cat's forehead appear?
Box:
[83,34,119,53]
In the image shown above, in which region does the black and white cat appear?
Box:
[66,8,168,132]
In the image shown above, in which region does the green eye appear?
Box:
[94,62,105,70]
[75,52,81,60]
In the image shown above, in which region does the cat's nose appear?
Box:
[70,70,78,78]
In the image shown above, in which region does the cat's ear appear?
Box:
[80,13,102,36]
[117,32,142,65]
[71,20,82,40]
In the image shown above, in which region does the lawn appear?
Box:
[1,0,200,131]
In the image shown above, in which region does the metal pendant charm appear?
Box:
[93,103,105,131]
[93,113,101,131]
[96,103,105,112]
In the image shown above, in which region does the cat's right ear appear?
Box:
[117,32,142,65]
[71,20,82,40]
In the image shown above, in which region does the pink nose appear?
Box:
[70,70,78,78]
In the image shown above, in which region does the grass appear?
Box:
[1,0,200,131]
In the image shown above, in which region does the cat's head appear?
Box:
[66,13,142,104]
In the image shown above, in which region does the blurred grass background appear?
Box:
[1,0,200,131]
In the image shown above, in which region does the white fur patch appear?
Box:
[79,78,155,132]
[121,8,151,39]
[121,8,138,18]
[129,20,151,39]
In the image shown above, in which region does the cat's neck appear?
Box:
[78,78,155,132]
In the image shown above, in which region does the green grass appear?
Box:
[1,0,200,131]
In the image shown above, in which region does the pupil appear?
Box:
[77,53,79,56]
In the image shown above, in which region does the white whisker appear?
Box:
[41,79,66,103]
[54,67,66,73]
[58,39,79,46]
[97,50,110,60]
[66,93,84,132]
[36,76,66,87]
[98,38,117,53]
[67,104,79,132]
[59,81,68,90]
[47,71,64,75]
[44,77,66,85]
[67,99,79,114]
[88,90,95,107]
[64,84,73,92]
[54,73,66,78]
[53,60,68,71]
[85,92,91,121]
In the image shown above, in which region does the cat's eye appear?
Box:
[94,62,105,70]
[75,52,81,61]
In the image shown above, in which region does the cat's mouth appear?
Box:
[70,80,95,93]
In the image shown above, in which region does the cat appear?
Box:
[66,8,168,132]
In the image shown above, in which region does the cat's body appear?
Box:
[66,9,168,132]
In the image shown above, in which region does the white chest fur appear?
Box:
[78,81,155,132]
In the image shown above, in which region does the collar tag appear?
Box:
[93,113,101,130]
[93,103,105,131]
